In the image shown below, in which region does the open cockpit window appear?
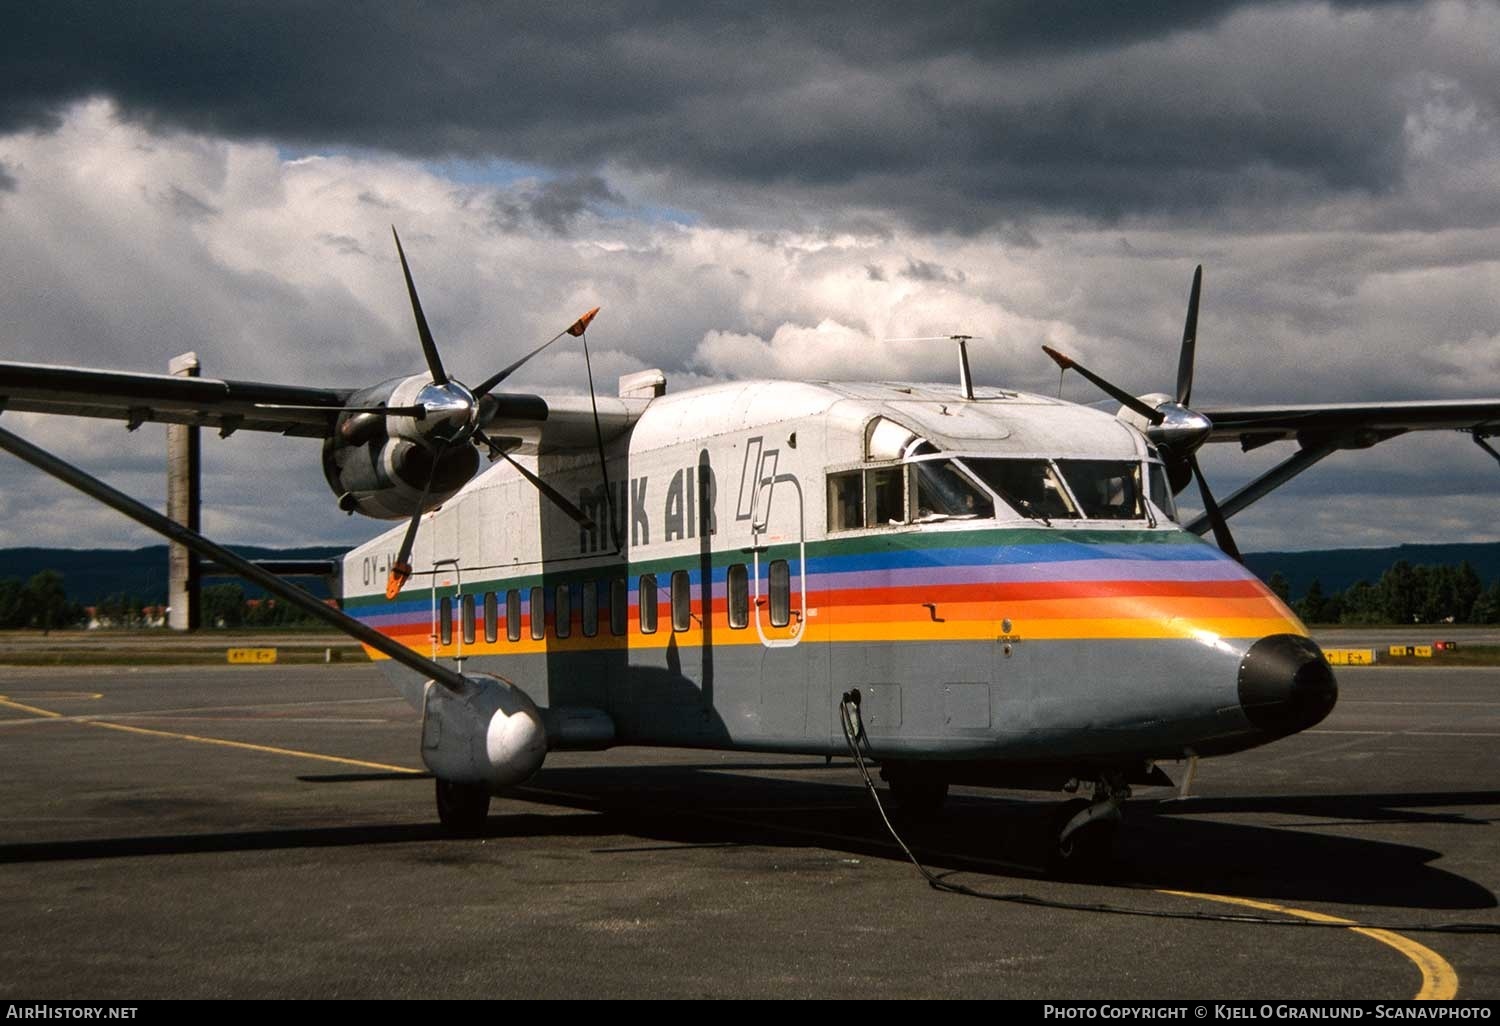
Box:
[911,459,993,521]
[963,458,1078,521]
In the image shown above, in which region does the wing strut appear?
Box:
[1474,432,1500,468]
[0,423,469,694]
[1183,443,1337,537]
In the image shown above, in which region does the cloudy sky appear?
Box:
[1,1,1497,554]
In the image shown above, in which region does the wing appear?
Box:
[0,361,356,438]
[1199,399,1500,449]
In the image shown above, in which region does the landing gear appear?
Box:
[435,778,491,835]
[1048,773,1129,875]
[880,763,949,820]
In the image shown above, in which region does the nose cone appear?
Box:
[1238,634,1338,736]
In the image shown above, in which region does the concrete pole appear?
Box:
[167,352,201,630]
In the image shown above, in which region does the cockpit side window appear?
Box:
[1054,460,1145,520]
[964,458,1078,520]
[911,460,994,521]
[864,466,905,527]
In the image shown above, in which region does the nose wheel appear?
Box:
[1048,773,1129,875]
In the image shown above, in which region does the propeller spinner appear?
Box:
[382,229,602,599]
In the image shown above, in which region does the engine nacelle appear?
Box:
[320,375,481,519]
[420,677,548,789]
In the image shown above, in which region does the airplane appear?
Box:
[3,234,1498,872]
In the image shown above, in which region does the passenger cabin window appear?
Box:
[610,577,627,636]
[529,586,545,640]
[581,580,598,638]
[827,471,862,531]
[555,584,571,639]
[506,588,521,642]
[439,597,453,645]
[483,591,498,644]
[671,570,691,632]
[769,559,791,628]
[727,563,749,629]
[1055,460,1145,521]
[461,593,476,645]
[639,574,658,634]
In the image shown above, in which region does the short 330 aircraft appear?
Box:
[4,234,1498,868]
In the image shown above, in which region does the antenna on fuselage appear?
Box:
[885,334,982,400]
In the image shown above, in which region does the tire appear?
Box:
[1048,797,1118,876]
[435,778,491,835]
[886,771,949,820]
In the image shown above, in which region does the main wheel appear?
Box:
[884,770,949,820]
[435,778,491,835]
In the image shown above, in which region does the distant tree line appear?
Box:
[1267,561,1500,625]
[0,571,319,629]
[0,571,87,631]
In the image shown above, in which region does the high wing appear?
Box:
[1200,399,1500,449]
[0,361,356,438]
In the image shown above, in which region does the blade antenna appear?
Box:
[579,321,621,553]
[392,227,448,386]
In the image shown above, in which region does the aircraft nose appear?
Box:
[1238,634,1338,736]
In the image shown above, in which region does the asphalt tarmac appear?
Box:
[0,662,1495,1000]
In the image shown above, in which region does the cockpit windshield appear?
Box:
[1053,460,1146,520]
[961,458,1078,521]
[827,454,1167,531]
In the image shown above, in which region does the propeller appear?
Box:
[1042,265,1242,562]
[382,229,606,598]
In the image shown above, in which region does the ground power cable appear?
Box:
[837,691,1498,936]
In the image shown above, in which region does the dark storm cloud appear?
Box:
[900,258,965,284]
[489,174,624,236]
[4,1,1484,232]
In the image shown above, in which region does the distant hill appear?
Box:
[1245,543,1500,600]
[5,540,1500,606]
[0,545,344,604]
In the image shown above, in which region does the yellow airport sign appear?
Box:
[1324,648,1375,666]
[227,647,278,665]
[1413,645,1433,658]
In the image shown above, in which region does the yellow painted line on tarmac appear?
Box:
[1160,889,1458,1000]
[0,694,421,776]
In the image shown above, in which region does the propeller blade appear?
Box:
[1176,265,1202,406]
[1189,454,1242,564]
[498,450,596,529]
[471,307,601,400]
[1042,346,1164,425]
[391,227,448,386]
[386,442,445,599]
